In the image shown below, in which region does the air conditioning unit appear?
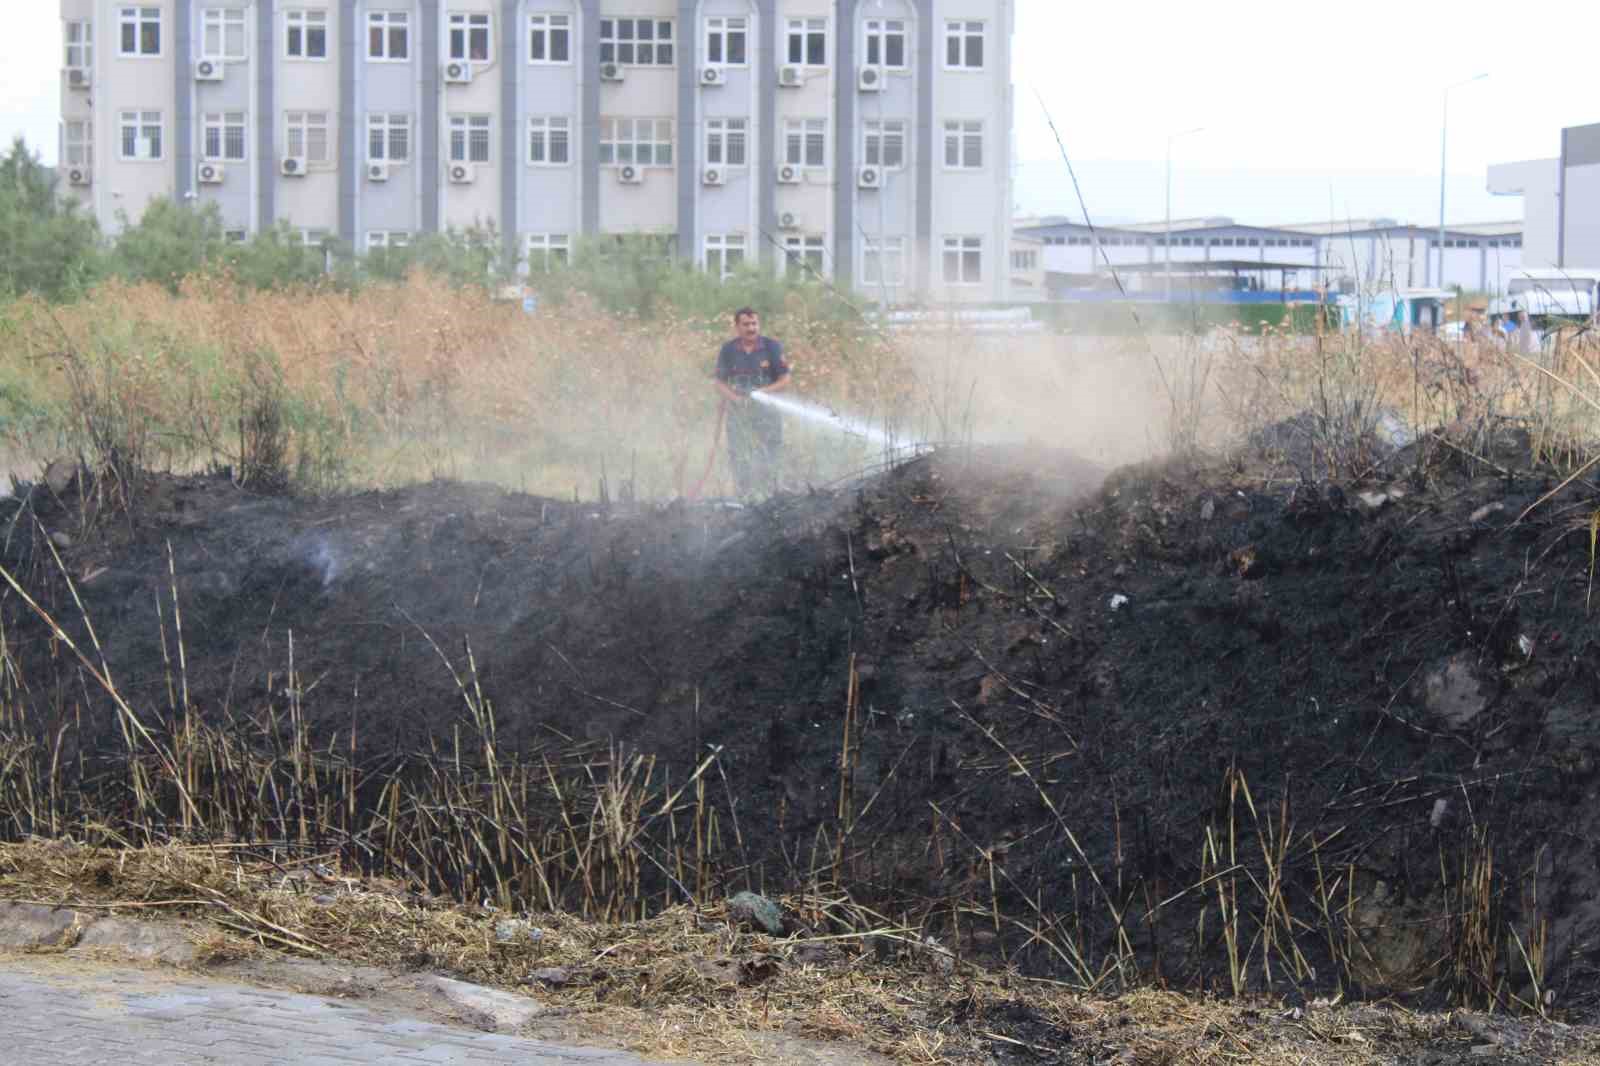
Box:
[443,60,472,84]
[197,162,224,185]
[600,62,624,82]
[702,167,723,186]
[857,166,881,189]
[778,66,801,87]
[617,163,642,184]
[66,68,91,89]
[858,66,883,92]
[700,66,724,87]
[280,156,307,176]
[448,162,474,184]
[367,161,390,182]
[195,58,223,81]
[67,167,91,187]
[778,211,800,230]
[776,164,800,184]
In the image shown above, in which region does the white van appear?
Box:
[1489,269,1600,326]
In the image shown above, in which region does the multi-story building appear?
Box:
[57,1,1017,302]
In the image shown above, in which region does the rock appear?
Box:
[1199,497,1215,522]
[528,966,581,987]
[494,918,543,944]
[422,975,543,1030]
[1469,502,1505,524]
[72,917,198,963]
[48,531,73,550]
[43,458,77,495]
[1355,490,1391,513]
[1423,652,1489,728]
[0,902,79,948]
[727,891,785,936]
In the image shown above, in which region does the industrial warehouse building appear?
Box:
[58,1,1018,302]
[1013,216,1523,298]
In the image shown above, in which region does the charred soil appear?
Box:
[5,429,1600,1032]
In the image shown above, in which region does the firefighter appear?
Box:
[713,308,791,497]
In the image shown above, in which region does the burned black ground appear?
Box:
[4,429,1600,1028]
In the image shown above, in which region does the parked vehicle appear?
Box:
[1488,269,1600,327]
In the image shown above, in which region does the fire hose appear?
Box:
[686,394,728,501]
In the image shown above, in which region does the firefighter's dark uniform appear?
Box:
[715,335,789,497]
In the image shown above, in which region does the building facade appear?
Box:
[1490,122,1600,273]
[59,0,1016,302]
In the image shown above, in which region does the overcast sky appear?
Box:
[2,0,1595,225]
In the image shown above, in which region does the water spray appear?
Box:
[749,391,923,455]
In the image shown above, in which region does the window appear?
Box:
[284,111,330,162]
[862,120,906,169]
[599,18,674,66]
[449,115,492,164]
[367,231,411,251]
[1011,249,1039,272]
[863,18,905,68]
[526,234,570,270]
[118,111,162,160]
[705,16,746,65]
[367,112,410,162]
[203,112,247,161]
[528,13,570,63]
[598,118,673,166]
[703,234,746,280]
[784,118,826,169]
[942,236,983,285]
[225,229,249,244]
[943,121,983,169]
[945,20,984,69]
[286,227,329,249]
[202,8,246,60]
[528,116,570,165]
[784,235,826,279]
[448,12,490,62]
[368,11,409,60]
[285,9,328,59]
[863,237,906,287]
[119,6,160,56]
[65,20,93,70]
[63,121,92,168]
[705,118,747,167]
[786,18,826,66]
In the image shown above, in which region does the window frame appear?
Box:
[862,236,906,288]
[942,236,984,286]
[448,11,492,63]
[598,17,675,67]
[597,117,674,168]
[942,119,984,170]
[64,19,94,70]
[527,115,572,166]
[285,8,329,60]
[704,234,747,281]
[1010,248,1039,273]
[783,234,827,280]
[783,117,827,170]
[62,120,93,169]
[367,230,412,252]
[528,13,571,64]
[118,6,161,58]
[367,10,410,62]
[943,19,985,70]
[784,17,827,68]
[704,16,747,67]
[117,110,163,161]
[202,111,248,162]
[704,118,748,168]
[284,110,332,164]
[201,7,247,61]
[862,119,907,170]
[366,112,411,163]
[525,233,571,271]
[449,114,493,165]
[862,17,906,70]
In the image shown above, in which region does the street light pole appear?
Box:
[1438,74,1488,289]
[1165,127,1203,301]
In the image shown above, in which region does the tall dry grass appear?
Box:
[0,275,918,498]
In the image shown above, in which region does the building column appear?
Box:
[420,0,441,233]
[257,0,277,232]
[677,0,699,263]
[756,0,777,268]
[175,0,195,203]
[915,0,934,294]
[501,0,521,272]
[580,0,600,237]
[339,1,358,248]
[832,0,858,289]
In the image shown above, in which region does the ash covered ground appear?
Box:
[5,424,1600,1037]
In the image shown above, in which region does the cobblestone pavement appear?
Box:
[0,959,676,1065]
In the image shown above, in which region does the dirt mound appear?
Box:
[5,436,1600,1019]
